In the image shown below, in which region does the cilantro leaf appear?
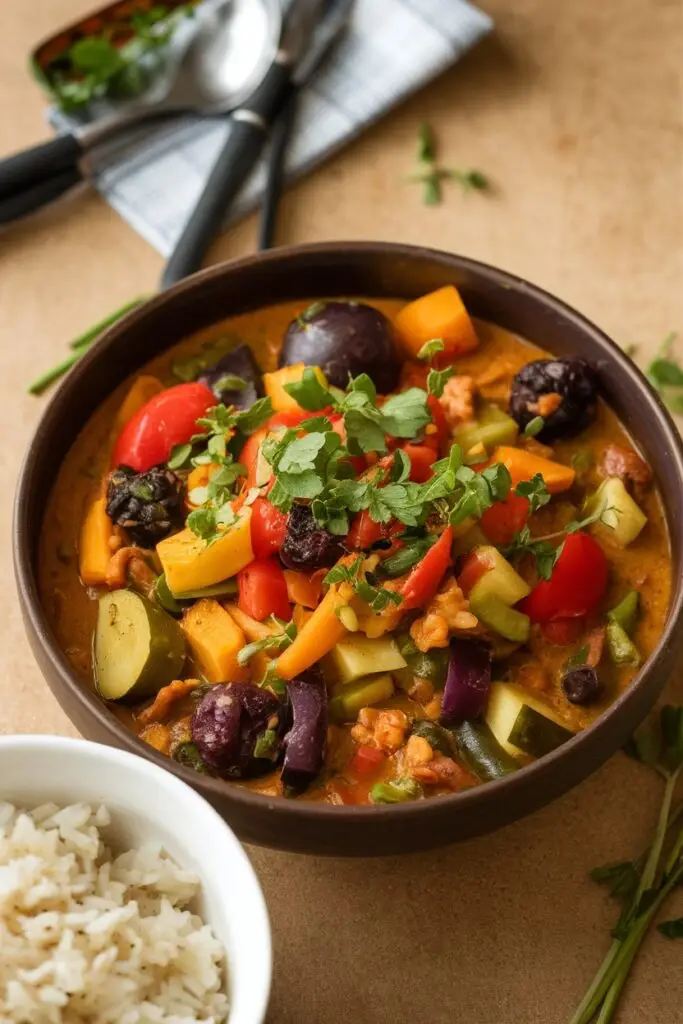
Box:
[427,365,456,398]
[380,388,431,438]
[355,577,403,611]
[657,918,683,939]
[235,397,273,435]
[515,473,552,513]
[417,338,445,362]
[283,367,334,411]
[168,442,193,470]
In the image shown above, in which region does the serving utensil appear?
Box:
[161,0,332,287]
[0,0,280,211]
[258,0,352,251]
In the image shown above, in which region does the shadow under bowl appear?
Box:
[14,242,683,856]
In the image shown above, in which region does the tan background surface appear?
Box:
[2,1,683,1021]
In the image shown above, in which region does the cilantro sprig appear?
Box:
[406,122,489,206]
[324,556,403,613]
[504,490,615,580]
[237,619,297,666]
[646,332,683,414]
[572,706,683,1023]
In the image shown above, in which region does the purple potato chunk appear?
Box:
[280,502,345,572]
[439,640,492,727]
[282,671,328,795]
[280,301,401,392]
[508,357,598,442]
[198,344,264,411]
[191,683,285,779]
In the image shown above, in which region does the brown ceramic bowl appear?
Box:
[14,243,683,856]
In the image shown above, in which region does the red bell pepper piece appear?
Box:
[349,745,386,778]
[237,557,291,621]
[347,511,385,550]
[542,617,586,646]
[402,443,437,482]
[479,492,530,546]
[250,497,288,558]
[111,381,215,473]
[520,532,608,623]
[401,526,453,610]
[457,548,496,597]
[426,394,449,451]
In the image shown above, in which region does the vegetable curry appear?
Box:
[39,287,671,805]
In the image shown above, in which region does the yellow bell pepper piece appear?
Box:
[263,364,328,412]
[182,600,248,683]
[157,508,253,596]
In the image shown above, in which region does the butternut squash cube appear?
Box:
[156,508,253,596]
[263,363,328,412]
[182,600,248,683]
[394,285,479,359]
[79,496,116,586]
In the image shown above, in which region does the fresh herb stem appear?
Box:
[635,767,679,902]
[27,351,83,396]
[69,295,150,348]
[28,295,151,395]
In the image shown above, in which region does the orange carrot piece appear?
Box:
[79,496,119,586]
[284,569,325,609]
[394,286,479,359]
[276,585,349,680]
[492,446,575,494]
[137,679,200,726]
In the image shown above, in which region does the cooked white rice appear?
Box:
[0,802,229,1024]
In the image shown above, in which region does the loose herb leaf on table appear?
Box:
[645,332,683,414]
[406,121,490,206]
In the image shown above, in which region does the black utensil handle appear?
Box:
[161,119,268,289]
[258,91,299,251]
[0,134,82,200]
[0,166,83,225]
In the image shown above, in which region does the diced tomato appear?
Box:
[520,532,608,623]
[347,511,385,550]
[480,492,530,546]
[427,394,450,451]
[240,427,269,489]
[457,548,496,597]
[111,382,215,472]
[284,569,324,609]
[542,617,586,646]
[237,557,290,621]
[250,497,288,558]
[402,443,437,482]
[401,526,453,610]
[349,745,386,778]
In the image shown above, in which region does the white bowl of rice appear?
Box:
[0,735,271,1024]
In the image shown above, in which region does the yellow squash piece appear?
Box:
[112,375,164,437]
[182,599,248,684]
[156,508,253,596]
[276,585,349,680]
[79,496,118,586]
[263,363,328,412]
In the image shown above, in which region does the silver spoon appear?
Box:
[0,0,281,205]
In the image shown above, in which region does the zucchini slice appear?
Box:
[456,405,519,454]
[583,477,647,547]
[329,674,395,723]
[324,635,406,685]
[95,590,186,704]
[468,592,530,642]
[468,546,531,606]
[485,682,575,758]
[449,720,519,781]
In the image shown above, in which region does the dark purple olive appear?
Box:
[280,300,401,392]
[191,683,286,779]
[562,666,601,705]
[281,671,328,795]
[509,357,598,442]
[280,503,345,572]
[198,344,264,411]
[439,640,492,726]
